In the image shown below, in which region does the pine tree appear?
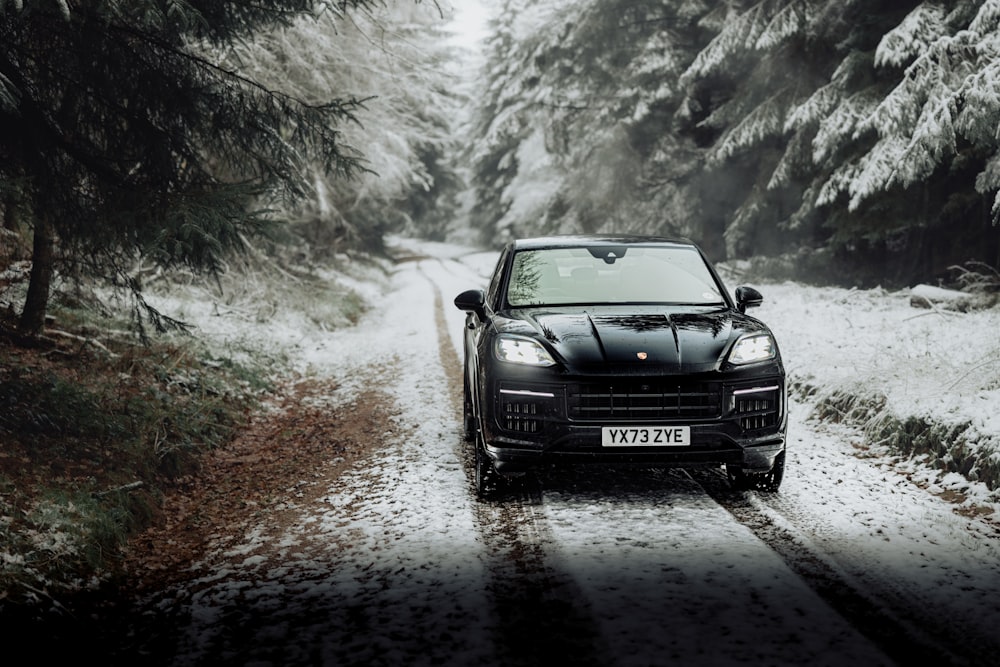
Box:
[785,0,1000,281]
[468,0,716,245]
[847,0,1000,214]
[468,0,1000,281]
[223,2,464,251]
[0,0,379,337]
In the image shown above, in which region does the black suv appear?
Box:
[455,236,786,498]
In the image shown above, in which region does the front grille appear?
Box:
[567,382,721,421]
[732,386,780,431]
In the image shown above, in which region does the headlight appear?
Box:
[495,335,556,367]
[727,333,776,365]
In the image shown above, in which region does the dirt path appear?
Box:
[120,380,396,594]
[112,379,401,660]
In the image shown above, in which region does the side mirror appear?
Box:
[735,286,763,313]
[454,289,487,321]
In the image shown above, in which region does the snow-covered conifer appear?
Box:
[0,0,387,335]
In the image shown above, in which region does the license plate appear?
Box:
[601,426,690,447]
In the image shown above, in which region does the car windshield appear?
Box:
[506,245,725,307]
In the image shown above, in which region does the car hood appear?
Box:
[495,306,764,373]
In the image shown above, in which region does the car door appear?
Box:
[463,246,511,432]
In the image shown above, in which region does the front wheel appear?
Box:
[727,452,785,492]
[462,375,475,442]
[474,434,503,500]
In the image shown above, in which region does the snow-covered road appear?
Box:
[129,240,1000,666]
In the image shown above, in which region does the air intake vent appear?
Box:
[498,388,555,434]
[502,401,540,433]
[732,386,780,432]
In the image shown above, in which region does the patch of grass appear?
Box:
[194,338,286,395]
[864,414,993,483]
[198,252,376,331]
[806,385,1000,491]
[808,386,888,424]
[306,284,367,329]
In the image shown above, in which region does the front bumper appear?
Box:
[481,373,786,474]
[485,428,785,474]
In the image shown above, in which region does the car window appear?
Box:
[506,246,724,306]
[485,246,509,310]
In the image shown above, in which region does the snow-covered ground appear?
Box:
[133,238,1000,666]
[751,278,1000,509]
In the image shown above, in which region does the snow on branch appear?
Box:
[847,136,907,210]
[896,90,958,178]
[785,83,837,132]
[847,8,1000,210]
[767,130,810,190]
[812,89,880,164]
[969,0,1000,33]
[867,28,981,136]
[786,183,820,229]
[975,151,1000,198]
[816,156,865,208]
[681,0,780,84]
[875,3,947,69]
[708,89,789,166]
[976,150,1000,220]
[785,52,869,132]
[856,86,958,205]
[755,0,810,51]
[955,60,1000,147]
[632,30,680,78]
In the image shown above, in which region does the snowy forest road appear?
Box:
[115,241,1000,667]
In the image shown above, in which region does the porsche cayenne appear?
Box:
[455,236,786,498]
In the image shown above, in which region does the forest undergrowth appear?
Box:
[0,247,381,616]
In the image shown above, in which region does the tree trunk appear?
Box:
[19,214,55,337]
[2,193,18,231]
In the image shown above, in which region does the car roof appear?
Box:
[509,235,697,251]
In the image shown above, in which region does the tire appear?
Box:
[761,451,786,491]
[727,452,785,492]
[474,431,503,500]
[462,375,475,442]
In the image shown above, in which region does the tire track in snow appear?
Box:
[423,259,614,667]
[695,467,973,667]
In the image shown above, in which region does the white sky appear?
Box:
[444,0,491,48]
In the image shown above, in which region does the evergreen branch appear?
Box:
[109,20,368,119]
